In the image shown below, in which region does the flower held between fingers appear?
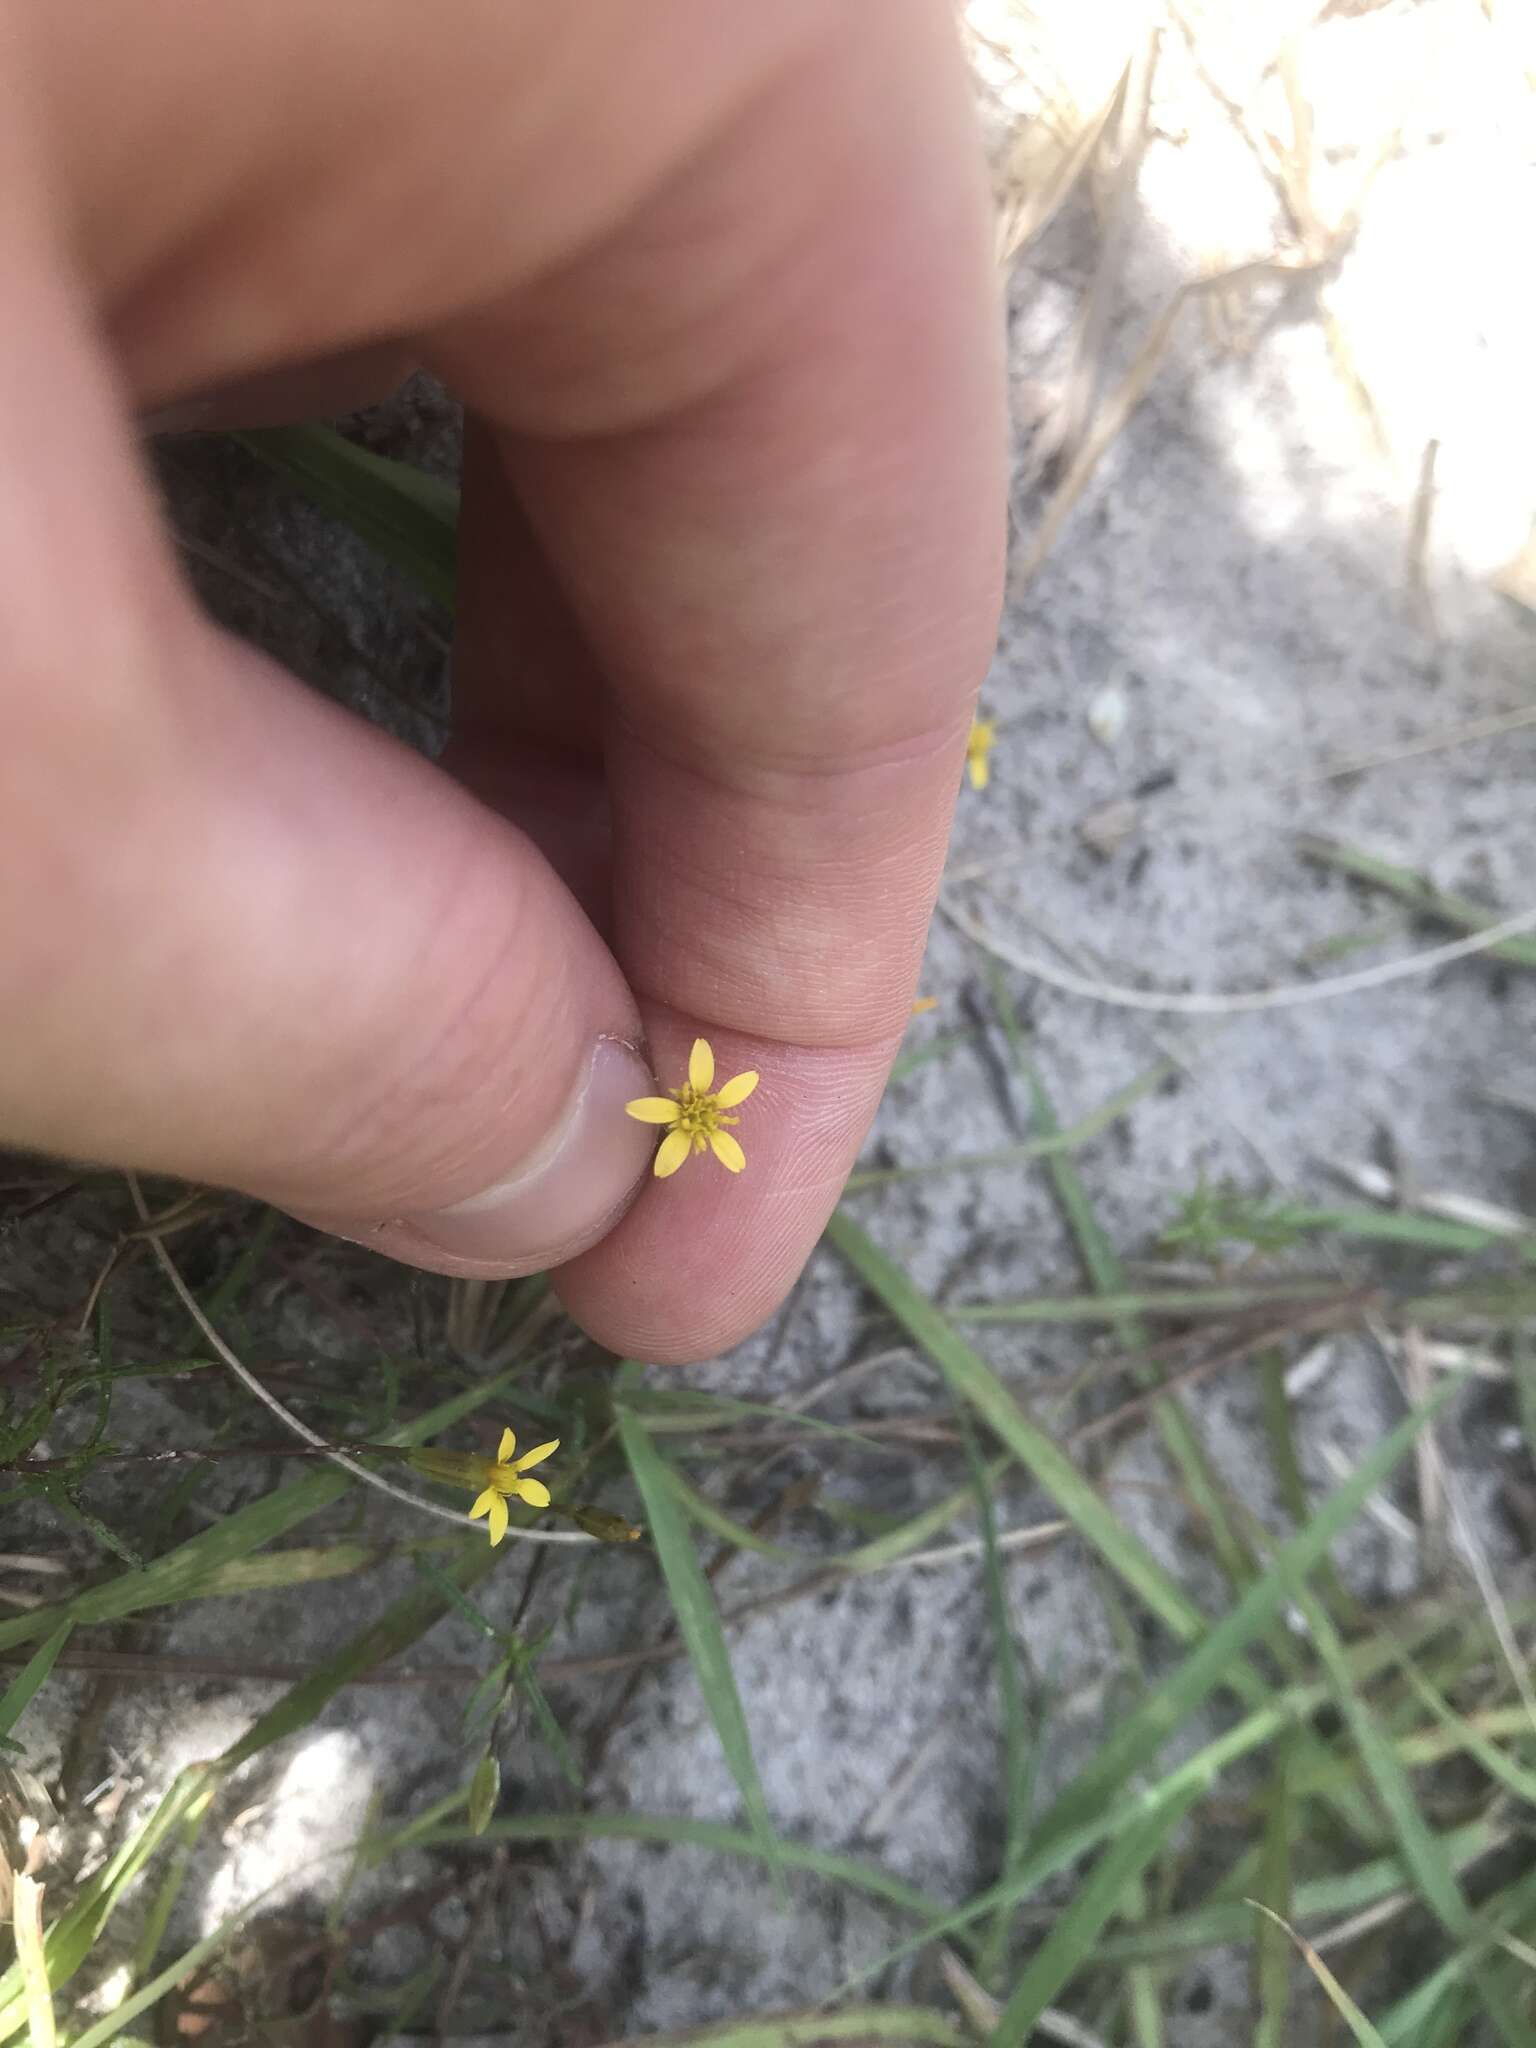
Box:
[624,1037,759,1178]
[467,1427,560,1547]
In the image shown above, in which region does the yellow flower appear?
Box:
[965,718,997,791]
[466,1427,560,1547]
[910,995,939,1016]
[625,1037,759,1178]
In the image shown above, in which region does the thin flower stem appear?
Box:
[123,1174,590,1546]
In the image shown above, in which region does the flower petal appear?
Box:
[713,1069,759,1109]
[468,1489,496,1522]
[513,1476,552,1510]
[967,754,989,791]
[513,1438,559,1473]
[708,1129,746,1173]
[626,1096,681,1124]
[688,1037,715,1092]
[487,1493,509,1546]
[654,1128,693,1178]
[498,1426,516,1464]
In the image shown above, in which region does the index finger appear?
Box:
[440,0,1006,1359]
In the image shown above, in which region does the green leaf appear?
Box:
[617,1389,779,1876]
[468,1754,500,1836]
[511,1646,584,1791]
[232,425,458,607]
[0,1624,70,1745]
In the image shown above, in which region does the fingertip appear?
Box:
[553,1012,897,1365]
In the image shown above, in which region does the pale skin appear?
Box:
[0,1,1006,1364]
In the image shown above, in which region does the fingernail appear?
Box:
[138,397,215,436]
[387,1037,656,1270]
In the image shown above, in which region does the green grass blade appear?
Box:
[1025,1380,1456,1856]
[988,1782,1204,2043]
[1252,1738,1295,2048]
[841,1457,1012,1575]
[11,1877,55,2048]
[617,1391,779,1874]
[664,1466,801,1562]
[623,1387,883,1451]
[0,1484,342,1652]
[1381,1908,1536,2048]
[955,1280,1349,1325]
[1259,1348,1357,1626]
[0,1541,501,2037]
[1289,1585,1470,1937]
[990,987,1255,1596]
[1118,1869,1167,2048]
[221,1543,498,1774]
[958,1412,1034,1991]
[1396,1655,1536,1810]
[0,1624,70,1743]
[1246,1902,1388,2047]
[0,1360,530,1653]
[1088,1816,1503,1964]
[232,425,458,607]
[128,1804,207,1991]
[844,1060,1173,1190]
[514,1653,584,1792]
[828,1204,1417,1841]
[1293,1208,1536,1256]
[839,1604,1493,2000]
[202,1207,280,1323]
[834,1703,1303,1999]
[605,2014,966,2048]
[888,1028,976,1083]
[1298,834,1536,967]
[827,1210,1454,1797]
[67,1796,466,2048]
[413,1810,944,1925]
[825,1211,1210,1642]
[1288,1588,1533,2047]
[1097,1826,1507,1966]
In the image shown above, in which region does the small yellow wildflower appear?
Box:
[625,1037,759,1178]
[910,995,939,1016]
[966,718,997,791]
[466,1427,560,1547]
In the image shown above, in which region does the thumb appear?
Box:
[1,204,653,1276]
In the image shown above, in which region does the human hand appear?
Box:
[2,0,1005,1362]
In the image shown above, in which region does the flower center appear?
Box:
[671,1085,738,1141]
